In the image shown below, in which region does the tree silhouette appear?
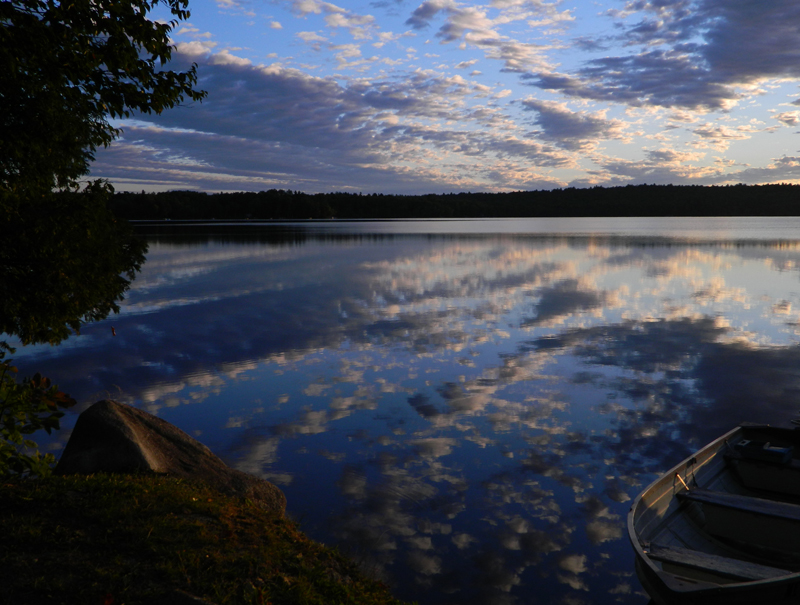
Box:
[0,0,205,347]
[1,0,205,194]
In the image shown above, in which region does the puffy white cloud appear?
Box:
[775,111,800,127]
[174,40,217,56]
[297,30,327,42]
[291,0,376,39]
[209,49,252,66]
[406,0,556,72]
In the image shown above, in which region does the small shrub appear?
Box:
[0,360,76,478]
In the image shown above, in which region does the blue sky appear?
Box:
[90,0,800,194]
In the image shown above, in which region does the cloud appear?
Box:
[290,0,377,39]
[405,0,555,72]
[523,279,613,326]
[93,44,577,193]
[520,99,627,150]
[692,123,748,140]
[174,40,217,56]
[572,148,725,186]
[406,0,453,29]
[292,0,344,16]
[774,111,800,127]
[527,52,739,112]
[372,30,407,48]
[713,156,800,185]
[526,0,800,112]
[690,122,751,150]
[558,553,587,575]
[645,148,704,165]
[208,49,252,67]
[408,393,441,418]
[325,12,376,39]
[297,31,327,42]
[215,0,239,8]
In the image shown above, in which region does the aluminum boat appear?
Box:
[628,423,800,604]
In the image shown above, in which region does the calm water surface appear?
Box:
[14,217,800,605]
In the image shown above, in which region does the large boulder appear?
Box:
[55,400,286,515]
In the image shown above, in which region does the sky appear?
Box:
[90,0,800,195]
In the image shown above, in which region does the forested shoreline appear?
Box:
[111,183,800,220]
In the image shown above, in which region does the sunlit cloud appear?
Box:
[83,0,800,192]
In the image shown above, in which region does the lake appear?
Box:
[12,216,800,605]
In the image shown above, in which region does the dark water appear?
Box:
[13,217,800,605]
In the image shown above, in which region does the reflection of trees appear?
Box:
[0,186,146,348]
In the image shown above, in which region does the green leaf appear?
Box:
[0,361,73,478]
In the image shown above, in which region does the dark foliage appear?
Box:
[0,0,206,194]
[0,183,147,346]
[112,184,800,220]
[0,362,76,477]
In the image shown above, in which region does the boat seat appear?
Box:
[731,454,800,470]
[727,449,800,497]
[677,488,800,522]
[647,544,791,581]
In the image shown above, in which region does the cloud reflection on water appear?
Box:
[14,224,800,604]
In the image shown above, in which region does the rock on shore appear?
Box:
[55,399,286,515]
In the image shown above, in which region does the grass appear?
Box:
[0,473,412,605]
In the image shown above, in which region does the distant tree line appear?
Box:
[111,184,800,220]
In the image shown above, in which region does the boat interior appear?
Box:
[632,425,800,588]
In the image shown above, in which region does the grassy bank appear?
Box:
[0,473,411,605]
